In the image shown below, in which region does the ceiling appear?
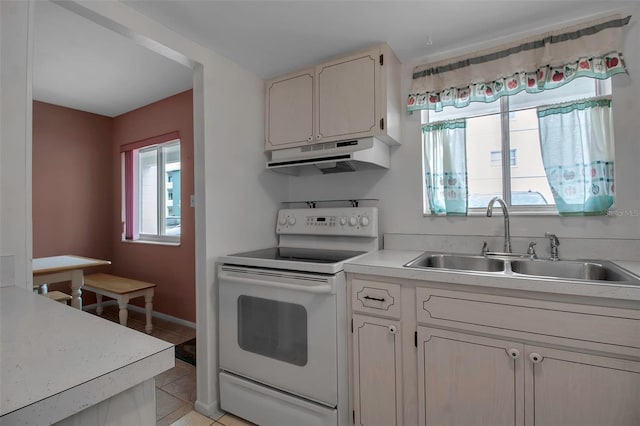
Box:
[33,1,193,117]
[33,1,633,117]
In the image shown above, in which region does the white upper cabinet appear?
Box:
[265,68,314,150]
[265,44,401,151]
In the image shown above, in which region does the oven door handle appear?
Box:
[221,274,334,294]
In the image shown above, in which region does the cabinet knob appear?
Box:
[388,325,397,335]
[316,135,321,140]
[529,352,543,364]
[507,348,521,359]
[307,136,313,142]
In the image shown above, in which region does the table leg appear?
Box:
[144,291,153,334]
[96,294,103,315]
[70,270,83,310]
[118,296,130,327]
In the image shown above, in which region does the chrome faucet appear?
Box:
[486,197,511,253]
[545,232,560,261]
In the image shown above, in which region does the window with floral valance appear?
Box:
[415,14,631,217]
[408,15,630,112]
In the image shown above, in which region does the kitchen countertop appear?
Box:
[344,250,640,302]
[0,286,174,425]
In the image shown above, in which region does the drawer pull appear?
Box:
[363,295,385,302]
[388,325,397,334]
[507,348,521,360]
[529,352,543,364]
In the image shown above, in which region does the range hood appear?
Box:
[267,137,390,175]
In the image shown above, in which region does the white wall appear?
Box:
[1,0,288,417]
[0,1,34,288]
[288,7,640,259]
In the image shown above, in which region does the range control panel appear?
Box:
[276,207,378,237]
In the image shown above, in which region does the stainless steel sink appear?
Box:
[404,253,505,272]
[509,259,640,283]
[404,251,640,285]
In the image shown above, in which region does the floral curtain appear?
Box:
[408,15,630,112]
[423,120,467,215]
[537,97,614,216]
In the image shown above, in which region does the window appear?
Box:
[121,132,181,243]
[491,149,516,167]
[423,78,611,214]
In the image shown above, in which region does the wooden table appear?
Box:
[33,255,111,310]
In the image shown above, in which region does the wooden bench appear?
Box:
[46,290,72,305]
[83,273,156,334]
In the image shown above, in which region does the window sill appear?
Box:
[467,208,559,217]
[423,209,560,217]
[121,239,181,247]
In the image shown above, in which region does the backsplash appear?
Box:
[384,234,640,262]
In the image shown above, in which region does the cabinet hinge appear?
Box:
[379,54,384,66]
[380,118,385,130]
[351,319,353,333]
[414,331,418,347]
[353,410,355,424]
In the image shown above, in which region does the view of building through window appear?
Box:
[137,140,181,239]
[425,77,610,211]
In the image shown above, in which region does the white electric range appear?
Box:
[217,207,378,426]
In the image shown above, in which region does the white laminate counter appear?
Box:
[0,286,174,425]
[344,250,640,302]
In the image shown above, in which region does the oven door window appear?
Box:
[237,295,308,366]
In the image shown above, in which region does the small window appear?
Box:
[490,149,516,167]
[122,136,181,243]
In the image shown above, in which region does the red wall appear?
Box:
[32,101,114,261]
[112,90,195,322]
[32,91,195,322]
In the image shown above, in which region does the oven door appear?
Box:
[218,265,339,407]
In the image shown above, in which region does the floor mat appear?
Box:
[174,338,196,366]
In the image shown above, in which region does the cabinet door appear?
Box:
[265,68,314,150]
[418,327,524,426]
[316,48,379,143]
[525,345,640,426]
[352,314,402,426]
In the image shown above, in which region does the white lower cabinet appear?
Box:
[352,314,403,426]
[525,345,640,426]
[348,275,640,426]
[418,327,524,426]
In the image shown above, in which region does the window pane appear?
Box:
[466,114,503,208]
[162,143,180,237]
[139,149,158,234]
[508,109,554,206]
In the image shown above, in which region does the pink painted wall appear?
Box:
[32,101,114,261]
[32,101,114,301]
[112,90,195,322]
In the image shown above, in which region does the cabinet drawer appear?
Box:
[352,279,401,319]
[416,287,640,349]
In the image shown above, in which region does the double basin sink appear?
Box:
[404,252,640,284]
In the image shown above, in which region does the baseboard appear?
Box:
[195,399,224,420]
[83,300,196,329]
[127,304,196,329]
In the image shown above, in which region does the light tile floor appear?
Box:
[87,304,255,426]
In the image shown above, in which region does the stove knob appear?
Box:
[359,216,370,227]
[348,216,358,227]
[339,217,347,226]
[278,216,287,226]
[287,216,296,226]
